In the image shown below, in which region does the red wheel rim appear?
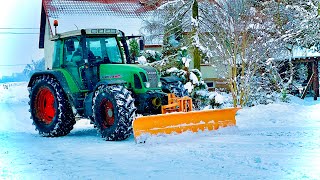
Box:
[35,87,56,124]
[101,99,115,128]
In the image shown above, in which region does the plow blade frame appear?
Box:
[133,108,240,141]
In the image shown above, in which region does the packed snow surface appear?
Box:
[0,82,319,179]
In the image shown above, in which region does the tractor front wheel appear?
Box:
[93,85,136,141]
[29,76,76,137]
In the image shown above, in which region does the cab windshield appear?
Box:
[64,36,123,66]
[87,37,123,64]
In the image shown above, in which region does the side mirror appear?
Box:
[66,39,75,52]
[139,39,145,51]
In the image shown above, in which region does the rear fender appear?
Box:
[28,71,73,94]
[28,71,78,114]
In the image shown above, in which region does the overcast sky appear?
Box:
[0,0,43,78]
[0,0,144,78]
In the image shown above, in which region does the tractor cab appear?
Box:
[51,28,130,90]
[64,32,125,66]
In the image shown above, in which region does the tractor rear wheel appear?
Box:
[93,85,136,141]
[29,76,76,137]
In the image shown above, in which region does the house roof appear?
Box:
[39,0,160,48]
[39,0,170,48]
[42,0,158,18]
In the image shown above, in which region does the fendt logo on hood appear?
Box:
[103,74,121,79]
[147,71,157,75]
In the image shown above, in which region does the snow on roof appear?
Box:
[39,1,176,48]
[40,0,156,47]
[42,0,152,35]
[49,15,143,36]
[42,0,155,18]
[292,46,320,59]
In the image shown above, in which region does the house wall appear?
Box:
[200,63,230,90]
[44,20,55,70]
[144,45,162,52]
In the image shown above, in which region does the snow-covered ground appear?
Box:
[0,82,319,179]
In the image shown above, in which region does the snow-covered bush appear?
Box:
[245,56,303,106]
[149,47,188,76]
[162,59,220,109]
[129,39,140,61]
[141,50,162,63]
[192,90,228,110]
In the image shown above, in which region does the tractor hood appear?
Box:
[99,64,161,93]
[99,64,157,79]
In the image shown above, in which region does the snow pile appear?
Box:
[166,67,179,74]
[184,82,193,93]
[189,72,199,85]
[181,57,191,68]
[0,82,34,133]
[213,93,224,104]
[137,56,147,65]
[1,82,320,179]
[237,102,320,129]
[0,82,29,104]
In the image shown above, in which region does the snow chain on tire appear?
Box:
[92,84,136,141]
[29,75,76,137]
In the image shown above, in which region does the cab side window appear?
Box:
[52,40,61,68]
[88,40,102,59]
[63,37,81,66]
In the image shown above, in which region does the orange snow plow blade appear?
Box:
[133,107,240,142]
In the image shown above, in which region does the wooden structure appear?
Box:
[204,78,230,91]
[292,56,320,100]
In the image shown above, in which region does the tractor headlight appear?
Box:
[144,82,151,88]
[158,81,162,88]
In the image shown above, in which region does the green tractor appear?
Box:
[28,28,187,141]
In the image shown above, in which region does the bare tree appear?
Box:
[142,0,319,107]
